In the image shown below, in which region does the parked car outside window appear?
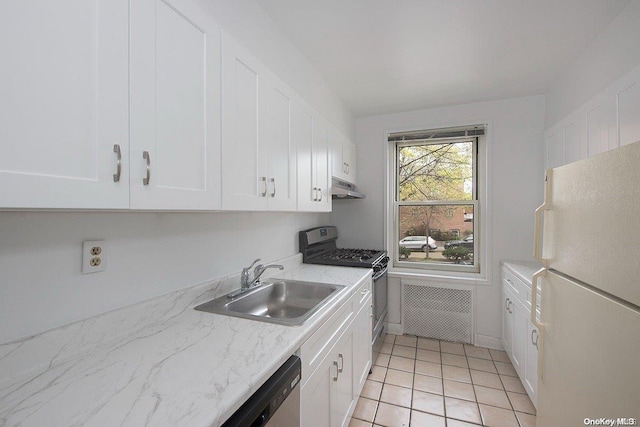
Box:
[399,236,437,251]
[444,234,473,250]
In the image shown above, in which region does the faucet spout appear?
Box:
[250,264,285,287]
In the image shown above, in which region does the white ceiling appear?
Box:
[256,0,630,117]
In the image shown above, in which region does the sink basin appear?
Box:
[194,279,346,326]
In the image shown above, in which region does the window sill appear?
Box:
[388,267,489,286]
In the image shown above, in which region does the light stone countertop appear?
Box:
[501,260,543,285]
[0,255,371,427]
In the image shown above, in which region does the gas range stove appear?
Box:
[299,226,388,275]
[311,248,386,266]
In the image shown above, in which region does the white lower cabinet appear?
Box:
[502,282,527,376]
[352,296,373,394]
[501,264,538,408]
[501,286,514,357]
[300,278,372,427]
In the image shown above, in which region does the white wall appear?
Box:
[331,95,545,343]
[0,0,352,344]
[0,212,329,343]
[544,1,640,130]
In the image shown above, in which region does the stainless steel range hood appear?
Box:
[331,178,365,199]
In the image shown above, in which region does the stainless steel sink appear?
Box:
[194,279,346,326]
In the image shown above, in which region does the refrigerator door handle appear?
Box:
[532,267,546,379]
[534,169,552,266]
[531,268,545,329]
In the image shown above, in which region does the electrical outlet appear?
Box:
[82,240,106,274]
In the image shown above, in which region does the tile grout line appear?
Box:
[355,337,534,427]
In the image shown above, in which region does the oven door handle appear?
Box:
[372,265,388,281]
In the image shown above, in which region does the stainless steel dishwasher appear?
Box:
[222,355,301,427]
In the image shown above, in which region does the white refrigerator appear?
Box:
[532,140,640,426]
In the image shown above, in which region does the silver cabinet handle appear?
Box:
[508,301,513,314]
[343,162,347,173]
[261,177,267,197]
[338,353,344,373]
[318,187,322,201]
[312,187,318,201]
[531,329,539,348]
[142,151,150,185]
[505,298,513,314]
[332,361,339,381]
[346,163,350,174]
[270,178,276,197]
[113,144,122,182]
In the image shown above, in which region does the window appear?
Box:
[391,125,483,273]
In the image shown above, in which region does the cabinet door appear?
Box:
[314,117,332,212]
[264,74,296,211]
[330,129,345,180]
[0,0,129,208]
[502,286,513,356]
[295,100,317,211]
[296,101,331,212]
[130,0,221,210]
[221,33,268,210]
[332,330,355,427]
[524,320,538,407]
[343,140,357,183]
[301,357,332,427]
[511,298,526,377]
[352,296,373,396]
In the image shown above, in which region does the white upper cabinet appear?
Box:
[0,0,129,209]
[544,64,640,170]
[130,0,221,210]
[331,130,357,184]
[221,34,268,210]
[296,100,331,212]
[264,73,297,211]
[221,34,296,211]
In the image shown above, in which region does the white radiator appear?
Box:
[403,284,473,344]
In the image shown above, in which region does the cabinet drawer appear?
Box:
[355,277,372,312]
[502,268,529,304]
[300,295,355,386]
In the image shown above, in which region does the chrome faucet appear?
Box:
[250,263,285,287]
[239,258,285,290]
[240,258,262,290]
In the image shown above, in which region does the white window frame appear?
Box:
[386,125,489,281]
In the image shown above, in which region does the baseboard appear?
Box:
[387,323,403,335]
[474,334,503,350]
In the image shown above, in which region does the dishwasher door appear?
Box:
[266,383,300,426]
[222,355,301,427]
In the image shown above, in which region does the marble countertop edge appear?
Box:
[0,256,372,427]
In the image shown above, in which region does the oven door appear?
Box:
[372,265,388,357]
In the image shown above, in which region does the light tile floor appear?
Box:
[349,335,536,427]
